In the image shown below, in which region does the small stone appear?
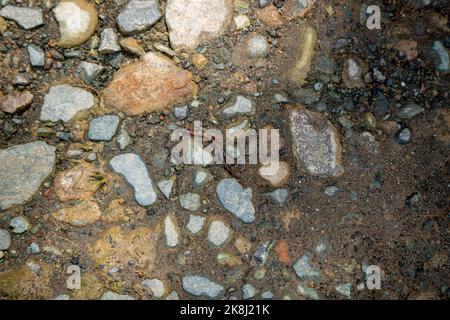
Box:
[165,291,179,300]
[103,52,197,116]
[173,105,189,120]
[258,0,271,7]
[192,168,213,188]
[78,62,105,84]
[316,55,335,74]
[40,84,95,123]
[98,28,121,54]
[141,278,165,298]
[208,220,230,247]
[192,53,208,70]
[157,179,174,199]
[0,90,33,114]
[10,216,29,234]
[27,44,45,67]
[182,275,224,298]
[242,284,256,300]
[432,41,449,72]
[291,88,319,105]
[12,73,32,86]
[336,283,352,298]
[363,112,377,129]
[287,25,317,86]
[324,186,339,197]
[0,229,11,250]
[216,252,241,267]
[234,235,252,254]
[153,43,176,57]
[164,214,180,247]
[284,0,316,19]
[26,242,40,254]
[261,291,274,299]
[258,161,290,188]
[222,95,255,118]
[53,0,98,48]
[186,214,206,234]
[246,33,269,59]
[53,294,70,300]
[256,5,283,27]
[266,189,289,205]
[297,284,319,300]
[88,115,120,141]
[100,291,135,300]
[394,40,418,61]
[0,5,43,30]
[0,142,56,210]
[0,251,3,259]
[110,153,157,206]
[120,37,145,56]
[54,163,100,202]
[117,0,161,35]
[293,254,320,282]
[52,200,102,226]
[117,129,132,150]
[398,103,424,119]
[289,106,344,177]
[395,127,412,145]
[343,58,365,88]
[233,14,250,29]
[373,68,386,83]
[166,0,231,49]
[216,178,255,223]
[179,193,201,212]
[253,242,272,266]
[314,237,332,259]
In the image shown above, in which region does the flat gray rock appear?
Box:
[182,275,224,298]
[109,153,157,206]
[216,178,255,223]
[398,103,424,119]
[293,254,320,282]
[40,84,95,123]
[186,214,206,234]
[88,115,120,141]
[207,220,230,247]
[27,44,45,67]
[222,95,255,118]
[179,193,201,211]
[0,229,11,251]
[0,141,56,210]
[10,216,29,234]
[117,0,162,34]
[0,5,43,30]
[98,28,121,54]
[78,61,105,84]
[157,179,174,199]
[266,189,289,205]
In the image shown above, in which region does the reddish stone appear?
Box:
[0,90,33,113]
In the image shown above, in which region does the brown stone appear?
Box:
[90,226,159,276]
[103,52,197,116]
[54,162,101,202]
[256,5,282,27]
[394,40,418,61]
[0,90,33,114]
[283,0,316,20]
[234,235,252,254]
[119,37,145,56]
[192,53,208,70]
[52,199,102,226]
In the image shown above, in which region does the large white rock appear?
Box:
[165,0,231,49]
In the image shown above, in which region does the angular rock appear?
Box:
[0,5,43,30]
[179,193,201,212]
[54,163,101,202]
[109,153,157,206]
[266,189,289,205]
[242,284,256,300]
[141,278,165,298]
[234,14,251,30]
[216,178,255,223]
[0,229,11,251]
[182,275,224,298]
[40,84,95,123]
[398,103,424,119]
[222,95,255,118]
[103,52,197,116]
[293,254,320,282]
[343,58,365,88]
[88,115,120,141]
[78,62,105,84]
[117,0,162,35]
[165,291,180,300]
[100,291,135,300]
[173,105,189,120]
[157,178,174,199]
[284,0,316,20]
[164,214,180,247]
[256,5,283,27]
[166,0,231,49]
[52,200,102,226]
[10,217,29,234]
[288,106,344,177]
[12,73,32,86]
[297,284,319,300]
[0,142,56,210]
[208,220,230,247]
[192,168,213,188]
[186,214,206,234]
[27,44,45,67]
[53,0,98,48]
[287,25,317,86]
[0,90,33,114]
[120,37,145,56]
[98,28,121,54]
[432,41,449,72]
[117,129,132,150]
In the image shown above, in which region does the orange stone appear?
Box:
[103,52,197,116]
[275,240,291,264]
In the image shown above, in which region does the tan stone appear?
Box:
[258,161,290,188]
[53,0,98,48]
[217,252,241,267]
[394,40,418,61]
[283,0,316,20]
[54,162,101,202]
[0,17,7,33]
[287,25,316,86]
[192,53,208,70]
[234,235,252,254]
[90,226,159,276]
[52,199,102,226]
[256,5,282,27]
[120,37,145,56]
[103,52,197,116]
[102,198,144,223]
[0,90,33,114]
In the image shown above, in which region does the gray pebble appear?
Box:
[182,275,224,299]
[117,0,162,34]
[10,216,29,234]
[0,5,43,30]
[216,178,255,223]
[0,228,11,250]
[88,115,120,141]
[27,44,45,67]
